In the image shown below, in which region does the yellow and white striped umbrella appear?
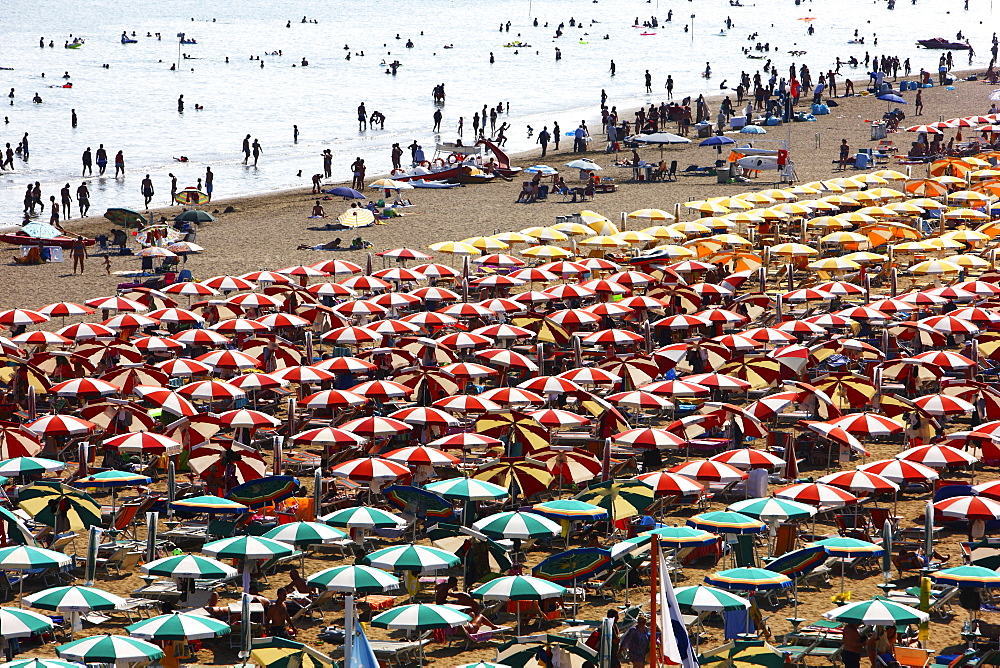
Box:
[579,210,611,225]
[429,241,482,256]
[808,256,862,270]
[668,221,712,234]
[579,235,630,248]
[799,199,840,212]
[710,234,753,247]
[969,169,1000,180]
[947,190,993,204]
[870,169,908,180]
[909,259,962,274]
[820,231,869,245]
[627,208,676,222]
[521,245,572,258]
[549,222,594,236]
[965,156,992,167]
[462,236,510,250]
[808,216,852,230]
[758,189,798,202]
[770,243,819,257]
[814,180,848,193]
[825,178,864,191]
[923,237,965,250]
[614,230,657,244]
[587,219,621,236]
[835,212,878,224]
[642,225,687,240]
[774,203,814,216]
[855,206,898,218]
[699,216,737,230]
[755,208,791,220]
[949,254,990,268]
[852,173,890,185]
[931,175,967,186]
[843,251,889,263]
[723,211,765,224]
[786,185,822,196]
[906,198,947,211]
[943,208,991,220]
[685,200,730,215]
[891,241,936,252]
[885,202,926,215]
[736,192,778,205]
[492,231,537,244]
[709,197,755,210]
[652,244,696,259]
[819,195,860,206]
[530,227,570,243]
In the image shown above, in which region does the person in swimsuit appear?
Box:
[71,235,88,274]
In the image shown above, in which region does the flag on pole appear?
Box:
[349,620,379,668]
[658,541,699,668]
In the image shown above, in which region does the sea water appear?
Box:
[0,0,992,227]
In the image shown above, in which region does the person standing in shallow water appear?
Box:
[141,174,154,208]
[251,139,262,166]
[242,134,251,164]
[96,144,108,175]
[114,150,125,177]
[82,147,92,175]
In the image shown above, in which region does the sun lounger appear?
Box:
[896,647,933,668]
[368,639,430,667]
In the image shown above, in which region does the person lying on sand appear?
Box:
[298,237,342,250]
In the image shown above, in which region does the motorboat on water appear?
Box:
[916,37,971,50]
[388,139,521,183]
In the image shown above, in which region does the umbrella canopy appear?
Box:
[229,476,301,509]
[688,511,766,534]
[727,497,816,522]
[250,637,334,668]
[530,500,608,521]
[169,495,248,514]
[17,481,101,531]
[263,521,347,547]
[471,575,566,600]
[674,585,750,612]
[533,548,614,582]
[931,565,1000,588]
[0,545,72,571]
[474,511,561,539]
[812,536,885,557]
[700,640,786,668]
[321,506,404,529]
[0,457,65,476]
[202,536,294,560]
[823,598,929,625]
[23,585,127,612]
[704,567,792,591]
[364,544,461,573]
[56,634,165,664]
[370,603,471,630]
[383,485,457,523]
[142,554,237,580]
[306,565,400,593]
[573,478,656,520]
[0,606,55,638]
[126,612,231,640]
[424,478,509,501]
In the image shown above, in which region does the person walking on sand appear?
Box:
[77,181,90,216]
[82,147,92,175]
[914,88,923,115]
[838,139,850,171]
[49,196,60,228]
[71,235,88,274]
[350,157,365,190]
[251,138,262,166]
[242,134,251,164]
[114,150,125,177]
[538,126,550,157]
[141,174,155,208]
[96,144,108,175]
[205,166,213,200]
[552,121,561,151]
[60,183,72,219]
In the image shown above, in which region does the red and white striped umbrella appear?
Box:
[55,323,114,341]
[532,448,602,483]
[331,457,411,482]
[438,303,494,319]
[217,409,281,430]
[858,459,939,484]
[176,380,246,401]
[133,336,185,353]
[412,263,461,279]
[339,416,413,437]
[578,257,620,272]
[519,376,584,395]
[474,253,524,267]
[913,394,975,416]
[955,280,1000,296]
[581,329,644,346]
[368,319,422,335]
[934,495,1000,521]
[634,471,704,496]
[478,298,525,314]
[508,268,558,282]
[225,292,283,309]
[973,480,1000,500]
[292,426,366,447]
[655,314,706,330]
[774,482,858,508]
[308,282,356,299]
[196,350,261,371]
[744,391,799,421]
[741,327,798,344]
[583,302,634,318]
[606,391,673,409]
[384,445,460,466]
[170,329,231,347]
[618,295,668,310]
[409,286,460,302]
[692,309,748,326]
[427,432,503,449]
[349,380,412,399]
[527,409,591,429]
[388,406,460,427]
[949,307,1000,325]
[682,373,752,391]
[898,291,948,306]
[918,315,980,335]
[834,306,889,321]
[103,431,182,455]
[431,395,502,413]
[546,309,601,328]
[372,267,425,282]
[0,308,49,328]
[300,389,366,408]
[476,348,538,370]
[802,314,857,329]
[709,448,785,470]
[817,470,900,495]
[867,298,915,314]
[774,320,826,336]
[538,261,589,276]
[923,285,976,301]
[189,440,267,484]
[162,282,218,297]
[668,460,747,483]
[103,313,159,330]
[200,275,256,292]
[11,331,72,346]
[609,271,656,287]
[472,324,534,340]
[897,444,978,468]
[84,297,147,312]
[147,308,204,325]
[311,259,363,275]
[211,318,269,335]
[815,281,866,297]
[132,385,198,417]
[241,270,292,284]
[229,373,289,392]
[333,300,390,318]
[271,366,336,385]
[826,413,904,436]
[512,291,555,305]
[321,326,382,346]
[440,362,497,379]
[256,313,311,329]
[37,302,95,317]
[557,367,621,386]
[580,279,629,296]
[613,428,686,449]
[909,351,977,369]
[543,284,595,300]
[690,282,733,298]
[156,358,212,377]
[478,387,545,406]
[402,311,459,328]
[311,357,376,374]
[49,378,119,399]
[437,332,495,350]
[26,414,97,436]
[711,333,762,351]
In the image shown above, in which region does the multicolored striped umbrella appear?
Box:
[202,536,294,560]
[573,478,656,521]
[727,497,816,522]
[471,575,566,601]
[688,511,766,534]
[763,546,829,578]
[321,506,404,529]
[823,598,929,625]
[812,536,885,557]
[423,478,509,501]
[371,603,471,630]
[533,548,613,583]
[126,612,231,640]
[383,485,457,523]
[263,522,347,547]
[530,500,608,521]
[71,470,152,488]
[473,511,561,539]
[931,565,1000,588]
[0,457,65,476]
[17,482,102,531]
[169,495,248,514]
[229,476,301,509]
[704,567,792,591]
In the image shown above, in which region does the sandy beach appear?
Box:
[3,66,1000,666]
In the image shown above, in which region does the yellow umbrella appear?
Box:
[627,208,676,222]
[521,245,572,259]
[923,237,965,250]
[699,216,737,230]
[909,259,962,274]
[814,180,848,193]
[492,231,537,244]
[587,219,621,236]
[531,227,570,243]
[852,173,890,185]
[885,202,927,215]
[736,192,778,205]
[708,197,755,210]
[819,195,860,206]
[855,206,898,217]
[969,169,1000,180]
[614,230,657,244]
[709,233,752,247]
[338,209,376,227]
[852,191,885,203]
[668,221,711,234]
[520,226,547,236]
[786,185,822,196]
[820,231,869,245]
[723,211,765,224]
[825,178,864,191]
[965,156,992,167]
[808,256,862,270]
[755,208,791,220]
[579,210,611,224]
[652,244,696,259]
[843,251,889,263]
[685,200,730,215]
[642,225,687,240]
[871,169,908,180]
[774,203,814,216]
[976,222,1000,238]
[892,241,936,252]
[947,190,993,204]
[579,235,629,248]
[550,222,595,236]
[808,216,852,230]
[429,240,482,255]
[834,212,878,224]
[758,189,797,202]
[950,254,990,268]
[943,208,991,221]
[770,242,818,257]
[931,175,967,186]
[462,236,510,250]
[799,199,840,212]
[907,198,947,211]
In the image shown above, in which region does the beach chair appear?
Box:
[460,623,513,650]
[291,589,337,623]
[896,647,933,668]
[734,534,757,568]
[773,523,797,557]
[95,546,128,577]
[584,566,628,600]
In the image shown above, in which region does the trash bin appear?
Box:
[870,123,887,141]
[854,153,870,169]
[717,163,734,183]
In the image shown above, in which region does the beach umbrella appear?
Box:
[634,471,704,497]
[18,481,101,531]
[24,585,126,612]
[675,585,750,612]
[56,634,165,664]
[0,425,42,460]
[774,482,857,508]
[0,456,65,476]
[330,457,410,482]
[668,460,748,484]
[897,444,977,468]
[249,637,334,668]
[532,547,614,585]
[126,612,230,641]
[170,495,248,514]
[573,478,656,520]
[727,497,816,522]
[688,511,765,534]
[188,440,267,486]
[931,565,1000,588]
[474,457,553,497]
[474,510,561,539]
[859,459,939,485]
[934,496,1000,521]
[530,500,607,521]
[0,660,81,668]
[321,506,404,529]
[25,415,96,437]
[710,449,786,471]
[364,544,460,573]
[0,606,54,637]
[471,575,566,601]
[201,536,295,562]
[230,476,301,509]
[817,470,900,495]
[306,565,400,593]
[824,598,928,625]
[614,428,686,450]
[423,478,509,501]
[142,554,237,580]
[704,567,791,591]
[371,603,471,632]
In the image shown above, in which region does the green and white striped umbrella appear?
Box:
[456,663,512,668]
[202,536,294,560]
[0,545,73,570]
[306,565,400,593]
[473,511,561,539]
[728,497,817,522]
[24,585,126,612]
[72,470,153,488]
[0,606,55,638]
[0,659,83,668]
[470,575,566,601]
[0,457,65,476]
[674,585,750,612]
[364,544,460,573]
[823,598,929,625]
[169,495,248,514]
[424,478,510,501]
[321,505,404,529]
[56,634,165,664]
[142,554,238,580]
[126,612,231,640]
[371,603,471,630]
[263,521,347,546]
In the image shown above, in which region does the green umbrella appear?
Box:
[174,210,216,223]
[688,511,766,534]
[72,470,152,488]
[573,478,655,520]
[126,612,231,640]
[931,565,1000,588]
[704,567,792,591]
[457,663,512,668]
[0,457,65,476]
[371,603,471,630]
[321,506,404,529]
[675,585,750,612]
[0,545,72,570]
[473,511,561,539]
[263,521,347,546]
[823,598,929,625]
[202,536,293,560]
[17,481,102,531]
[364,544,460,573]
[470,575,566,600]
[530,500,608,520]
[306,565,400,593]
[727,497,816,522]
[24,585,126,612]
[424,478,509,501]
[169,495,248,514]
[1,659,84,668]
[497,635,596,668]
[0,606,54,637]
[56,634,164,664]
[142,554,237,580]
